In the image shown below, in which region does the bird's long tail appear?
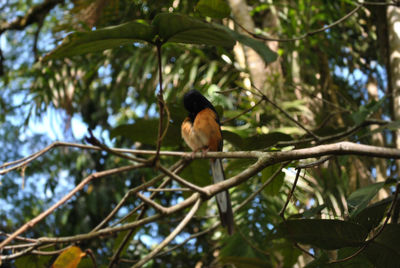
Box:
[210,158,234,235]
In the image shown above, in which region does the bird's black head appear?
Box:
[183,90,217,121]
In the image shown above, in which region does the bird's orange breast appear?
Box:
[181,108,222,152]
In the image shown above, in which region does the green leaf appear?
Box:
[220,230,257,264]
[358,120,400,140]
[363,224,400,267]
[45,13,235,60]
[196,0,231,18]
[305,248,373,268]
[77,257,95,268]
[110,118,181,147]
[261,165,285,196]
[44,21,155,60]
[290,204,326,219]
[334,248,374,268]
[180,159,211,187]
[347,182,385,217]
[275,219,368,249]
[242,132,292,150]
[213,24,278,63]
[110,119,159,145]
[304,251,329,268]
[15,254,52,268]
[280,243,302,268]
[214,105,224,118]
[153,13,235,47]
[225,158,257,177]
[351,196,393,231]
[222,130,244,149]
[351,97,386,125]
[219,256,272,268]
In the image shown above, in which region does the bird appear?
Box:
[181,89,234,235]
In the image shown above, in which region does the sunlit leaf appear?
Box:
[51,246,85,268]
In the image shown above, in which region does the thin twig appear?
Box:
[154,42,165,163]
[250,84,320,140]
[279,168,302,219]
[221,98,264,125]
[132,198,201,268]
[232,4,362,42]
[107,161,187,267]
[294,243,315,258]
[137,193,168,213]
[159,162,289,257]
[85,129,148,163]
[156,224,219,257]
[296,155,334,169]
[237,227,269,256]
[147,188,191,192]
[236,162,289,212]
[93,160,185,232]
[0,231,37,243]
[329,182,400,264]
[0,163,146,250]
[85,248,98,268]
[1,245,38,261]
[158,165,209,196]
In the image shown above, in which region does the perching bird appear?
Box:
[181,89,234,235]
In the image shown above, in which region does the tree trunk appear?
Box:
[228,0,281,93]
[367,77,389,199]
[387,6,400,178]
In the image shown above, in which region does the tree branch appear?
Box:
[158,165,209,196]
[132,198,201,268]
[137,193,169,213]
[91,160,185,233]
[0,163,146,250]
[3,141,400,260]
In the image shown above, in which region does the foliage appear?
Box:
[1,0,399,267]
